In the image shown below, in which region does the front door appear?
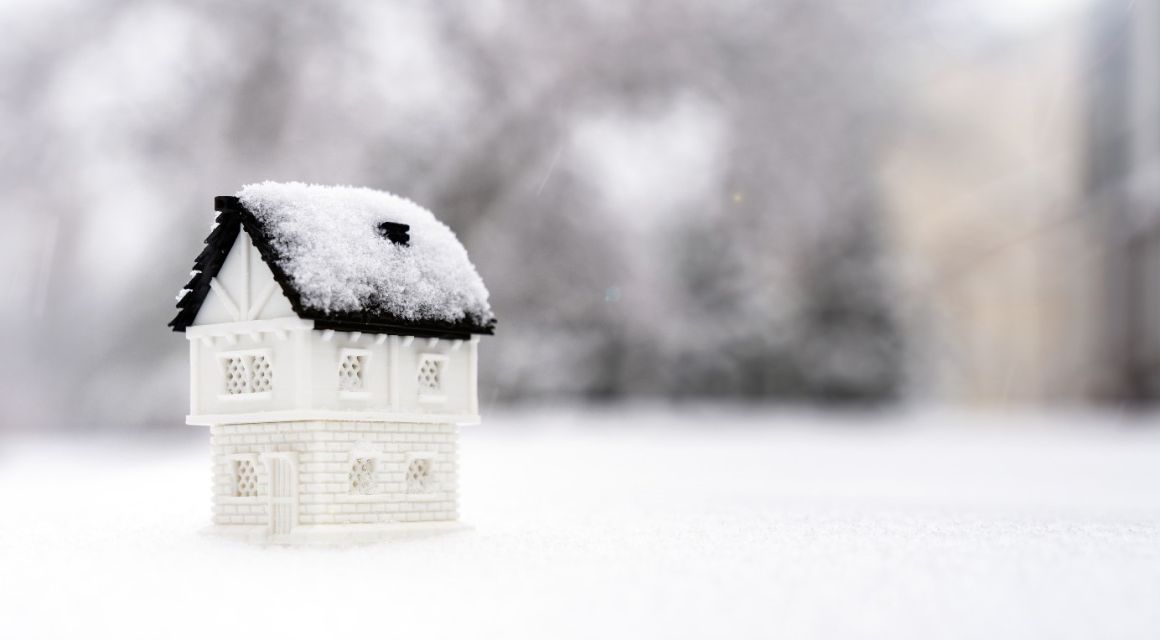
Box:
[263,453,296,535]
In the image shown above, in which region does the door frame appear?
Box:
[260,452,298,535]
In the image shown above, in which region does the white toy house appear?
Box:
[170,182,495,543]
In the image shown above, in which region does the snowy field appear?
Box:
[2,407,1159,640]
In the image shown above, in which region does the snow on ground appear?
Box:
[2,407,1159,640]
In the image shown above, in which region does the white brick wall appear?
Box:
[210,421,458,528]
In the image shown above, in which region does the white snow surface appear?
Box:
[237,181,493,324]
[2,407,1160,640]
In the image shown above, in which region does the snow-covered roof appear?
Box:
[170,182,495,338]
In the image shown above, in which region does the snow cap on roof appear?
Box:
[237,181,494,329]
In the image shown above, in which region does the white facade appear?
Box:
[211,422,458,539]
[185,229,480,543]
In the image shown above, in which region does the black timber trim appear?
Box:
[168,208,241,332]
[169,195,496,339]
[312,314,492,340]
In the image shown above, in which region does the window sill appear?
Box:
[217,496,264,504]
[217,392,273,402]
[331,492,447,503]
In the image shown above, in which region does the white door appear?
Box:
[265,454,296,535]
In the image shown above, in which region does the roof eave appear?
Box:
[311,315,495,340]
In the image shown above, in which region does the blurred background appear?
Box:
[1,0,1157,432]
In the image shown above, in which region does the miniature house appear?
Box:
[169,182,495,543]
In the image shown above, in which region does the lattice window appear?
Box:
[349,458,377,494]
[233,459,258,497]
[338,352,366,392]
[417,357,444,393]
[251,355,273,392]
[219,351,273,396]
[406,457,432,493]
[223,357,249,395]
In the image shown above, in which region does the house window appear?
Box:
[251,354,273,392]
[219,350,274,397]
[233,458,258,497]
[405,454,434,494]
[223,356,249,395]
[417,354,447,402]
[349,458,377,494]
[338,349,370,395]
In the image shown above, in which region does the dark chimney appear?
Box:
[377,221,411,246]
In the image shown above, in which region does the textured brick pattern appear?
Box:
[210,421,458,527]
